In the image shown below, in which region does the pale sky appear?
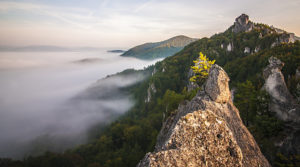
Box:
[0,0,300,48]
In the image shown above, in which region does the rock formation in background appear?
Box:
[263,56,300,123]
[232,14,254,33]
[232,14,298,45]
[263,56,300,155]
[145,83,157,103]
[137,65,270,167]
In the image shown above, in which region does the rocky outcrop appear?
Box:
[271,26,297,43]
[152,68,157,76]
[263,57,300,156]
[271,33,296,48]
[281,33,295,43]
[232,14,254,33]
[145,83,157,103]
[138,65,270,167]
[268,27,296,48]
[204,65,231,103]
[227,42,233,51]
[244,47,250,54]
[255,46,260,53]
[263,57,300,123]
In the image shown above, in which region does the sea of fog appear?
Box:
[0,50,161,158]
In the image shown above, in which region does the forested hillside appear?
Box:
[121,35,197,60]
[1,15,300,167]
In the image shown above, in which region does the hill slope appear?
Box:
[121,35,197,60]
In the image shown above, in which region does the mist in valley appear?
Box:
[0,50,160,158]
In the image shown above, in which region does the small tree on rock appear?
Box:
[190,52,215,85]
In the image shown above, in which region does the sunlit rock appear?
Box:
[138,65,270,167]
[244,47,250,54]
[232,14,254,33]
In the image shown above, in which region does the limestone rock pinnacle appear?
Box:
[205,65,231,103]
[137,64,270,167]
[232,14,254,33]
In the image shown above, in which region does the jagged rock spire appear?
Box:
[232,14,254,33]
[137,65,270,167]
[262,56,300,155]
[263,56,300,123]
[205,65,231,103]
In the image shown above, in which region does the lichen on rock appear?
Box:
[138,109,243,167]
[137,65,270,167]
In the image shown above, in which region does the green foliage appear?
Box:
[256,90,270,116]
[158,90,184,116]
[234,80,257,126]
[253,115,283,138]
[190,52,215,85]
[287,73,300,103]
[158,87,199,118]
[274,153,300,167]
[235,80,284,163]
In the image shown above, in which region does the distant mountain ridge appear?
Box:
[107,50,126,53]
[121,35,198,60]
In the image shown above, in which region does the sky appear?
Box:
[0,0,300,48]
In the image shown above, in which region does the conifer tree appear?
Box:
[190,52,215,85]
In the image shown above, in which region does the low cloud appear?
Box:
[0,50,157,159]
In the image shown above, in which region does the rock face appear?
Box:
[145,83,157,103]
[271,26,297,43]
[138,65,270,167]
[280,33,295,43]
[227,43,233,51]
[263,57,300,123]
[205,65,231,103]
[271,33,296,48]
[244,47,250,54]
[255,46,260,53]
[232,14,254,33]
[263,57,300,156]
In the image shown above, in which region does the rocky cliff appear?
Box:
[231,14,298,45]
[263,57,300,123]
[263,57,300,155]
[137,65,270,167]
[232,14,254,33]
